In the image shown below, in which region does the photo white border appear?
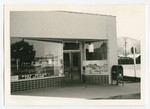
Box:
[2,3,147,107]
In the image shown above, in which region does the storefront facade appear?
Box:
[10,11,117,92]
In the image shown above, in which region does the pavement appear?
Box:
[12,82,140,99]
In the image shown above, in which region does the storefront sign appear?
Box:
[88,43,94,52]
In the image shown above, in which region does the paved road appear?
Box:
[12,82,140,99]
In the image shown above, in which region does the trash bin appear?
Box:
[111,65,124,85]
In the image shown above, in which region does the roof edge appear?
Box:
[53,10,116,17]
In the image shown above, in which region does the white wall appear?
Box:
[10,11,108,39]
[107,16,118,84]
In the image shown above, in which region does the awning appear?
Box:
[12,37,107,43]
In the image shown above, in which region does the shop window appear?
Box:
[83,41,108,75]
[11,38,63,81]
[85,41,107,60]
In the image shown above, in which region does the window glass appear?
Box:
[11,38,63,81]
[85,41,107,60]
[63,42,79,50]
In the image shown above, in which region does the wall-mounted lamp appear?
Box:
[75,40,78,43]
[88,43,94,52]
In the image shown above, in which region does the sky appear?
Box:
[43,5,145,40]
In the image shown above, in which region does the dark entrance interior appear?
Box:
[63,52,81,83]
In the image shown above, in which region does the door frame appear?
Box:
[63,51,81,82]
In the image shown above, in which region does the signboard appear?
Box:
[88,43,94,52]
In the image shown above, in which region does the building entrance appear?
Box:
[63,52,81,83]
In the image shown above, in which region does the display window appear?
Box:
[11,38,64,81]
[83,41,108,75]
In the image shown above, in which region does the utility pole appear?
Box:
[131,47,137,79]
[124,38,127,57]
[133,47,137,78]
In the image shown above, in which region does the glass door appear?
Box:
[63,53,71,82]
[71,52,81,83]
[63,52,81,83]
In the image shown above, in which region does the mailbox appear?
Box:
[111,65,124,85]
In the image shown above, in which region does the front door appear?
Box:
[63,52,81,83]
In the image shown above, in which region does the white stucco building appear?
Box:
[10,11,118,92]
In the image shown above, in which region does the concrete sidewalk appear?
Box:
[12,82,140,99]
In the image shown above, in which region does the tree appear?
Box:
[11,39,36,69]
